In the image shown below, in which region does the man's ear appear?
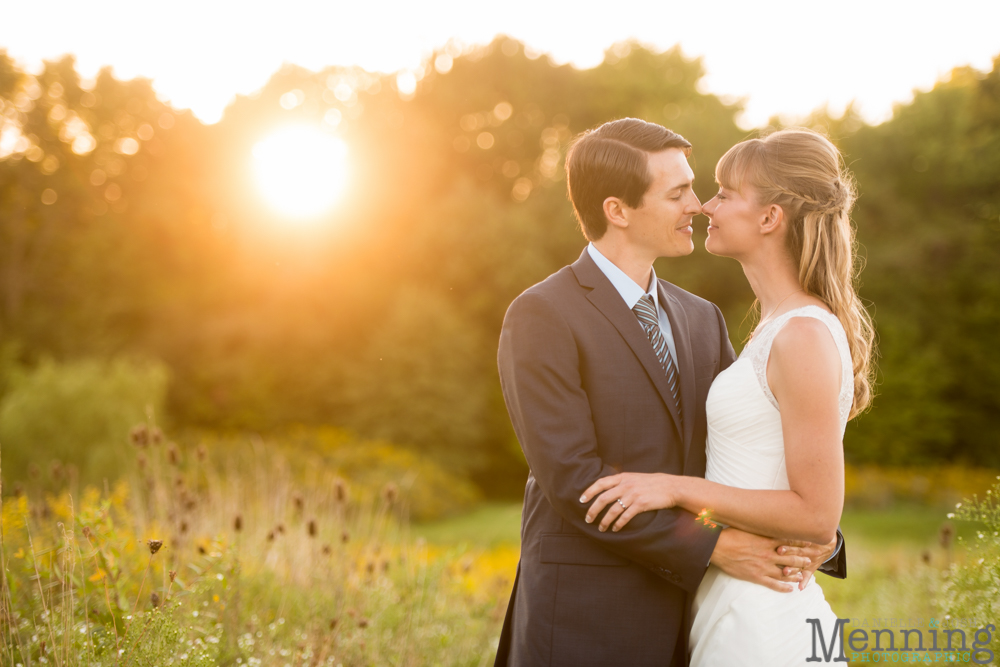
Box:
[760,204,785,235]
[603,196,629,230]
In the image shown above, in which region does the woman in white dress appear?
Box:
[580,129,875,665]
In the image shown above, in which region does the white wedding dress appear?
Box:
[689,306,852,666]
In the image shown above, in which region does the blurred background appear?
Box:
[1,5,999,663]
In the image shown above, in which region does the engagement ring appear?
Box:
[617,499,627,509]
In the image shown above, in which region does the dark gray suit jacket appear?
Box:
[494,249,736,667]
[495,249,850,666]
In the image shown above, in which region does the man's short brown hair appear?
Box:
[565,118,692,241]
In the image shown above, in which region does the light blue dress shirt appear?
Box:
[587,243,679,367]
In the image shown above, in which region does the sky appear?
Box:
[2,0,999,127]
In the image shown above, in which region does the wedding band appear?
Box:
[617,499,627,509]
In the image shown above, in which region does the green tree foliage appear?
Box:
[0,41,998,494]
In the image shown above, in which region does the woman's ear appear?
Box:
[603,196,629,230]
[760,203,785,235]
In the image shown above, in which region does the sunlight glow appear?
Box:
[252,126,349,220]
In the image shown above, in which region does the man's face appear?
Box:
[619,148,702,259]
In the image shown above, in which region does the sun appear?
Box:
[252,126,349,220]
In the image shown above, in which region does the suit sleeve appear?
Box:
[499,290,721,594]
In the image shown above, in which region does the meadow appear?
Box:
[2,426,998,666]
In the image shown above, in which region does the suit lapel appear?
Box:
[571,251,683,442]
[658,281,697,459]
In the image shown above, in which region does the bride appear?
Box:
[580,129,875,665]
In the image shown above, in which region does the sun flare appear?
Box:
[252,126,349,220]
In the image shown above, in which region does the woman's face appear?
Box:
[702,181,768,259]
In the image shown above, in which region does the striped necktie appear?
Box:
[633,294,683,424]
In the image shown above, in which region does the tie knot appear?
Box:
[633,294,658,326]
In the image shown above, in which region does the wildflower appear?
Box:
[168,444,179,465]
[28,463,40,479]
[50,461,63,481]
[150,427,164,445]
[137,454,147,471]
[151,592,161,608]
[180,520,189,534]
[322,544,332,555]
[82,525,93,540]
[366,561,375,574]
[234,515,243,532]
[169,570,176,582]
[335,479,347,503]
[276,523,285,534]
[293,493,304,513]
[921,550,931,564]
[148,539,163,555]
[329,618,338,630]
[130,424,149,447]
[381,561,390,573]
[12,482,23,497]
[308,519,317,537]
[341,530,350,544]
[197,545,207,555]
[358,618,369,629]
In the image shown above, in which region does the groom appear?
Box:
[494,118,845,666]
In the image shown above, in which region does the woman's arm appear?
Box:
[582,317,845,544]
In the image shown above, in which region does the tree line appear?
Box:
[0,38,997,494]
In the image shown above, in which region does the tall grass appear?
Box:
[0,425,513,666]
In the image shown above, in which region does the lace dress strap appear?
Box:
[742,305,854,427]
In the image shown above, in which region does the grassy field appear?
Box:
[414,501,988,664]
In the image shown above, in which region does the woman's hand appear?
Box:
[580,473,682,532]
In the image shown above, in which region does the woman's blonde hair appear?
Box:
[717,129,875,418]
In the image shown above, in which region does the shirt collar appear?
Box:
[587,243,659,312]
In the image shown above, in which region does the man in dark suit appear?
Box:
[494,119,845,667]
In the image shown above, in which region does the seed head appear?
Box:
[196,445,207,462]
[293,493,304,513]
[266,531,275,542]
[921,550,931,565]
[382,483,399,505]
[150,592,161,608]
[341,530,350,544]
[357,618,369,629]
[50,461,63,481]
[167,444,179,465]
[13,483,23,497]
[169,570,176,582]
[233,515,243,532]
[276,523,286,534]
[28,463,40,480]
[82,525,93,540]
[329,618,339,630]
[365,561,375,574]
[180,520,189,534]
[939,522,955,550]
[307,519,317,538]
[137,454,147,471]
[150,427,164,445]
[130,424,149,447]
[147,539,163,555]
[197,544,207,555]
[321,544,332,555]
[335,479,347,503]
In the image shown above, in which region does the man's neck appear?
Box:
[591,239,653,290]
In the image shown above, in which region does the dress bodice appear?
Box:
[704,306,853,491]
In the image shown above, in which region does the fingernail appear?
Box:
[585,516,592,523]
[612,527,619,532]
[579,496,587,503]
[778,547,785,554]
[599,526,606,532]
